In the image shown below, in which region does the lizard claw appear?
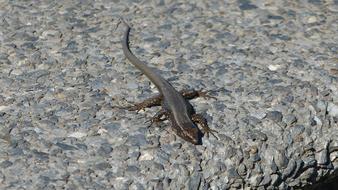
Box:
[204,128,219,140]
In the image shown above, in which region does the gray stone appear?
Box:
[266,111,283,122]
[55,142,78,151]
[95,162,112,170]
[0,160,13,168]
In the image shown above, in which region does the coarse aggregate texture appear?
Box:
[0,0,337,189]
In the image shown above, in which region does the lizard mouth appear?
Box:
[181,127,202,145]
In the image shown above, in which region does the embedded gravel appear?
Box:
[0,0,337,189]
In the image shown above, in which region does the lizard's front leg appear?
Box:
[146,109,167,126]
[191,114,218,139]
[180,89,217,100]
[117,94,163,112]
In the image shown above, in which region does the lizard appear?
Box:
[120,20,216,145]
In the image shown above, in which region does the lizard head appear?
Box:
[167,109,203,145]
[176,122,202,145]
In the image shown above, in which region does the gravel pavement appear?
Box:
[0,0,337,189]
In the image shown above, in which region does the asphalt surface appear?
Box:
[0,0,337,189]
